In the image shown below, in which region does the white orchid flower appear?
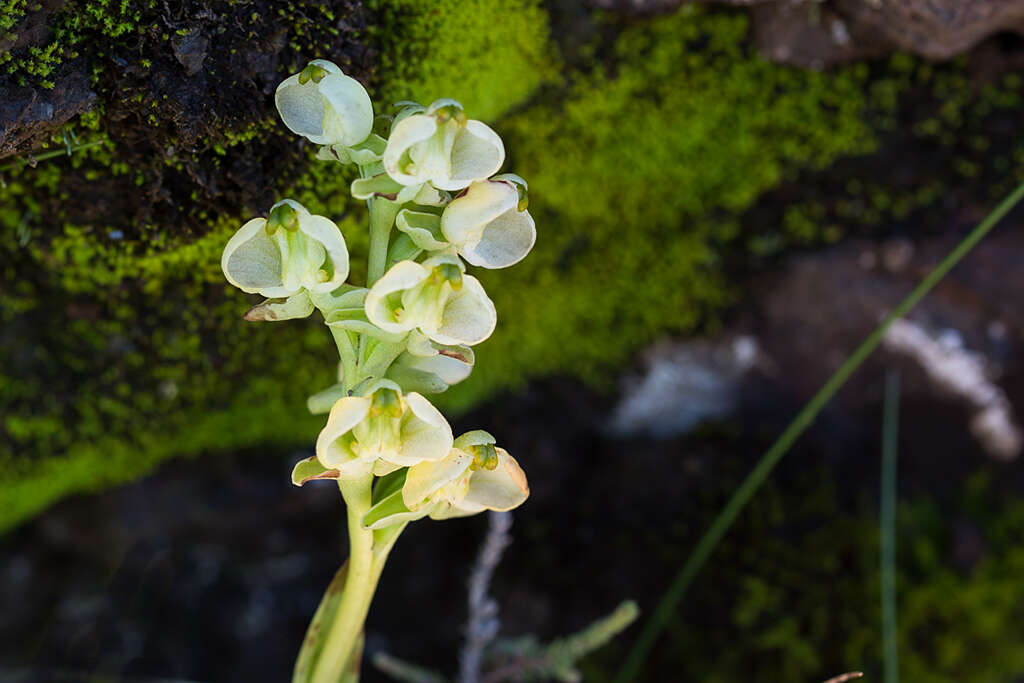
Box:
[441,175,535,268]
[275,60,373,147]
[382,99,505,193]
[313,379,453,480]
[361,431,529,529]
[364,254,496,346]
[221,199,349,299]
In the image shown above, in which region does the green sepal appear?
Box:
[363,339,409,382]
[351,173,404,201]
[316,134,387,166]
[291,456,340,486]
[391,101,425,132]
[385,363,449,395]
[243,291,314,322]
[361,488,424,530]
[309,286,363,317]
[387,233,423,267]
[373,468,408,505]
[396,209,448,251]
[307,382,348,415]
[325,307,408,343]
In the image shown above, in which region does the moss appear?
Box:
[370,0,555,121]
[442,7,885,410]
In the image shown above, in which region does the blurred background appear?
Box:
[3,0,1024,680]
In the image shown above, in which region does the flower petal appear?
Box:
[383,114,438,187]
[402,448,473,508]
[275,74,326,142]
[440,180,517,247]
[464,207,536,269]
[417,345,474,385]
[391,392,453,466]
[440,120,505,191]
[222,217,293,297]
[315,396,371,468]
[462,449,529,511]
[365,261,429,334]
[318,72,374,147]
[297,214,350,292]
[432,274,496,346]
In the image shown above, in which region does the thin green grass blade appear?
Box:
[881,370,900,683]
[613,178,1024,683]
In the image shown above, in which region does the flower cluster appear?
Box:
[221,60,533,529]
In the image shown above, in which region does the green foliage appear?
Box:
[370,0,555,121]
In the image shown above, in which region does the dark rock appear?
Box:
[172,30,210,77]
[0,67,97,158]
[594,0,1024,66]
[836,0,1024,60]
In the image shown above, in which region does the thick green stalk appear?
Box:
[311,475,377,683]
[613,178,1024,683]
[367,199,400,286]
[328,326,360,394]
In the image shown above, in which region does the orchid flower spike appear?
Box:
[314,379,453,479]
[383,98,505,193]
[441,175,535,268]
[276,60,374,147]
[221,199,350,299]
[365,254,496,346]
[361,430,529,529]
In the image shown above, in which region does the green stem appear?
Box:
[311,475,376,683]
[881,370,901,683]
[613,177,1024,683]
[328,326,360,394]
[367,199,400,286]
